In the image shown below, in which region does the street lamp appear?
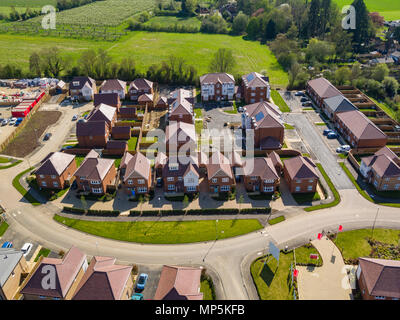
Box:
[215,219,219,240]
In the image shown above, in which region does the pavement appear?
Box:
[297,236,352,300]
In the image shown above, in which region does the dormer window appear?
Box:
[169,164,179,171]
[73,81,80,86]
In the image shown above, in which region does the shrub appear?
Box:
[63,206,85,214]
[86,209,120,217]
[160,209,185,216]
[240,207,271,214]
[140,210,160,216]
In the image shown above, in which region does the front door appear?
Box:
[214,186,219,193]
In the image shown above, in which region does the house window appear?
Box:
[374,180,378,187]
[222,178,229,182]
[167,177,174,182]
[264,179,274,184]
[137,187,147,193]
[264,186,274,192]
[128,179,133,185]
[296,179,301,183]
[41,181,47,187]
[168,184,175,190]
[187,178,195,183]
[295,186,301,192]
[395,184,400,190]
[51,175,56,179]
[308,179,314,183]
[220,185,230,192]
[91,180,101,185]
[169,164,179,171]
[138,179,145,184]
[375,296,385,300]
[307,185,313,191]
[251,176,257,180]
[39,174,44,178]
[212,178,217,183]
[92,188,103,194]
[383,184,388,190]
[187,186,196,191]
[53,182,59,187]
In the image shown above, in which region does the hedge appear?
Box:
[63,206,85,214]
[240,207,271,214]
[63,206,120,216]
[187,208,239,215]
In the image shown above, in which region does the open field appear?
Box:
[0,0,56,6]
[0,31,289,86]
[53,215,263,244]
[143,16,202,29]
[0,6,41,15]
[333,0,400,20]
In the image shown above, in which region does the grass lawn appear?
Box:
[268,216,285,225]
[194,108,202,118]
[12,167,41,206]
[369,97,398,121]
[143,15,201,28]
[200,277,216,300]
[295,244,323,267]
[335,228,400,262]
[53,215,263,244]
[305,163,340,212]
[2,111,62,158]
[314,122,326,126]
[333,0,400,20]
[292,192,320,205]
[284,123,294,129]
[0,221,9,236]
[224,102,238,114]
[34,247,51,262]
[0,32,288,86]
[271,90,290,112]
[0,156,11,163]
[127,136,138,151]
[251,251,295,300]
[75,156,86,167]
[0,160,22,170]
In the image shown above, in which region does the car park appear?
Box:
[21,243,33,257]
[136,273,148,291]
[1,241,13,248]
[43,133,52,141]
[302,102,312,107]
[300,97,309,102]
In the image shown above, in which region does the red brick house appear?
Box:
[168,89,194,124]
[268,150,284,175]
[35,152,77,190]
[306,77,342,108]
[242,157,280,193]
[155,96,168,109]
[86,103,117,130]
[99,79,127,100]
[165,121,197,153]
[360,146,400,191]
[242,72,271,104]
[154,265,203,300]
[206,151,234,193]
[105,140,127,156]
[242,101,284,150]
[94,93,121,112]
[283,156,319,193]
[129,78,154,102]
[74,150,116,195]
[335,110,387,149]
[77,121,110,148]
[122,152,152,195]
[200,73,235,101]
[138,93,154,107]
[111,126,131,140]
[69,76,96,101]
[357,257,400,300]
[72,256,133,300]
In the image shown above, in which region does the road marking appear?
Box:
[257,252,262,255]
[12,213,16,217]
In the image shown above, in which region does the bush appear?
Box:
[140,210,160,216]
[240,207,271,214]
[86,209,120,217]
[63,206,85,214]
[160,209,185,216]
[187,208,239,215]
[129,210,141,216]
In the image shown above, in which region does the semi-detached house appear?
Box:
[69,76,96,101]
[99,79,127,100]
[200,73,235,101]
[121,152,152,196]
[283,156,319,193]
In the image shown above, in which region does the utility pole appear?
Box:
[371,208,379,240]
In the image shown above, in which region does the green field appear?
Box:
[333,0,400,20]
[54,215,263,244]
[143,16,202,28]
[0,6,41,15]
[0,31,289,86]
[0,0,56,6]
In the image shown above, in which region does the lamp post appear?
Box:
[215,219,219,240]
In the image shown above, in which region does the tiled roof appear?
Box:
[244,101,283,129]
[200,73,235,84]
[124,152,151,181]
[242,72,269,88]
[74,157,114,181]
[70,77,95,90]
[100,79,126,92]
[166,122,196,146]
[284,156,319,179]
[94,93,119,107]
[243,157,279,180]
[87,103,116,124]
[207,151,233,179]
[76,120,107,137]
[36,152,75,176]
[323,95,358,113]
[0,248,24,287]
[307,77,341,99]
[362,147,400,178]
[129,78,153,91]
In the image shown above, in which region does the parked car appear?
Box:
[131,293,144,300]
[1,241,13,249]
[327,132,338,139]
[237,107,243,113]
[300,97,309,102]
[8,118,17,126]
[156,177,163,188]
[323,129,333,136]
[339,145,351,152]
[295,91,305,96]
[43,133,52,141]
[21,243,33,257]
[72,114,78,121]
[1,119,8,126]
[136,273,148,290]
[302,102,312,107]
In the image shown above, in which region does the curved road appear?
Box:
[1,104,400,300]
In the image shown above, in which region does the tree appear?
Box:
[94,48,112,79]
[305,38,335,63]
[307,0,321,38]
[246,17,261,39]
[183,195,189,208]
[78,49,97,77]
[382,77,399,98]
[232,12,248,35]
[29,52,42,77]
[181,0,197,15]
[351,0,373,50]
[350,62,362,81]
[209,48,236,73]
[286,23,298,40]
[40,47,67,78]
[289,62,301,88]
[265,19,277,40]
[334,67,351,85]
[372,64,389,82]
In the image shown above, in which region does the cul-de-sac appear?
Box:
[0,0,399,302]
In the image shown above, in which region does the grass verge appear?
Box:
[271,90,290,113]
[0,221,9,236]
[0,160,22,170]
[53,215,263,244]
[12,167,41,206]
[268,216,285,225]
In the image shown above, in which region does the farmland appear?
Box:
[333,0,400,20]
[0,0,56,6]
[0,31,289,86]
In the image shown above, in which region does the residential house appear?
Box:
[242,72,271,104]
[20,246,87,300]
[206,151,234,193]
[122,152,152,195]
[74,150,117,195]
[322,95,358,120]
[86,103,117,130]
[138,93,154,107]
[105,140,127,156]
[283,156,319,193]
[69,76,96,101]
[242,101,284,150]
[200,73,235,101]
[128,78,154,102]
[165,121,197,153]
[154,265,203,300]
[154,151,168,177]
[168,89,194,124]
[72,256,133,300]
[268,150,284,175]
[155,96,168,109]
[0,248,29,300]
[111,126,131,140]
[335,110,387,149]
[242,157,280,193]
[162,154,200,193]
[99,79,127,100]
[76,120,110,148]
[357,257,400,300]
[306,77,342,108]
[94,93,121,112]
[360,146,400,191]
[35,152,77,190]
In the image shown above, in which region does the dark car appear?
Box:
[323,129,332,136]
[300,97,309,102]
[43,133,52,141]
[327,132,338,139]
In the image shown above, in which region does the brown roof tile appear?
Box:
[76,120,108,137]
[74,157,115,181]
[243,157,279,180]
[307,77,341,99]
[284,156,319,179]
[94,93,120,107]
[36,152,75,176]
[129,78,153,91]
[100,79,126,92]
[124,152,151,181]
[200,73,235,84]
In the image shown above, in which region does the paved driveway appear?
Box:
[297,236,352,300]
[135,265,162,299]
[285,113,354,190]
